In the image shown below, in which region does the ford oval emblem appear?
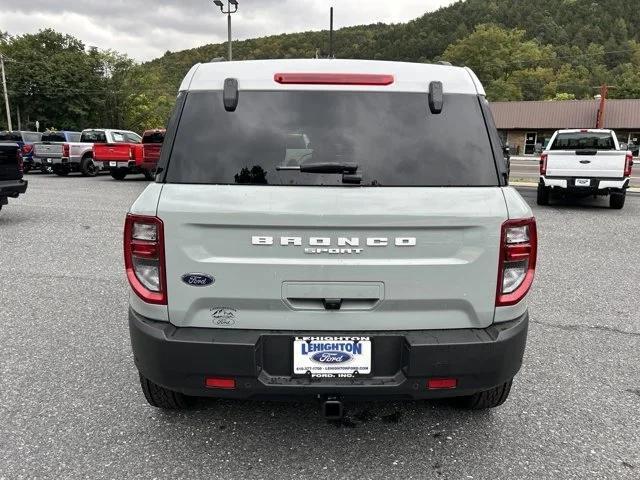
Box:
[311,351,352,364]
[181,273,215,287]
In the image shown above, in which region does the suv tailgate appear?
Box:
[158,186,507,331]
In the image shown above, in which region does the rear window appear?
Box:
[68,133,81,142]
[142,131,165,144]
[165,91,499,186]
[550,132,616,150]
[81,131,107,143]
[42,132,66,142]
[23,132,42,143]
[0,131,22,142]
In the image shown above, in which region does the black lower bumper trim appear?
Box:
[129,309,529,400]
[0,179,28,197]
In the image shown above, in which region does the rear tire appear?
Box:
[80,156,97,177]
[139,373,190,410]
[460,380,513,409]
[110,169,127,181]
[609,192,626,210]
[536,183,550,205]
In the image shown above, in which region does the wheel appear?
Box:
[609,192,626,209]
[110,169,127,181]
[143,169,155,181]
[139,373,190,410]
[536,183,550,205]
[459,380,513,409]
[80,156,97,177]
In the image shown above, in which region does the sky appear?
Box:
[0,0,456,62]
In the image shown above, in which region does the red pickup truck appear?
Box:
[141,129,165,176]
[93,130,149,181]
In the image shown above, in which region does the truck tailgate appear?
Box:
[546,150,626,178]
[94,143,132,161]
[34,143,63,159]
[158,186,508,331]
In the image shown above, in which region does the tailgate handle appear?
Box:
[322,298,343,310]
[579,160,591,164]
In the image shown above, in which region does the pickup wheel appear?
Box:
[609,192,626,209]
[536,183,550,205]
[80,156,97,177]
[459,380,513,409]
[110,169,127,181]
[139,373,190,410]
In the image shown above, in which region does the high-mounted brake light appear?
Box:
[539,153,548,176]
[496,218,537,307]
[624,152,633,177]
[274,73,394,86]
[62,143,70,157]
[124,214,167,305]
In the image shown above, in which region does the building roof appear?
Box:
[180,59,485,95]
[490,99,640,130]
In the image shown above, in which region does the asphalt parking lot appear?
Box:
[1,174,638,479]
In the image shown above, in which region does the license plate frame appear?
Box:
[575,178,591,187]
[293,336,372,378]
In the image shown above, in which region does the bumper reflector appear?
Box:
[427,378,457,390]
[205,377,236,389]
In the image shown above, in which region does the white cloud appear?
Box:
[0,0,456,61]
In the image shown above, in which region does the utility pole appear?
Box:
[595,84,608,129]
[329,7,334,58]
[0,54,12,131]
[213,0,239,61]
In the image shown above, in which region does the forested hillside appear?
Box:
[1,0,639,132]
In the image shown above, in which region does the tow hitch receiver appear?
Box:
[321,396,344,420]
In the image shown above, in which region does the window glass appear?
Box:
[550,132,616,150]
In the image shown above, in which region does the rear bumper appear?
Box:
[541,176,629,191]
[0,179,28,198]
[101,160,137,170]
[129,308,529,400]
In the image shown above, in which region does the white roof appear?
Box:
[556,129,613,133]
[179,59,485,95]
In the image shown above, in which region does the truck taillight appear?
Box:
[129,146,134,160]
[124,214,167,305]
[63,143,70,157]
[17,149,23,173]
[22,144,33,155]
[496,218,537,307]
[539,154,548,176]
[624,152,633,177]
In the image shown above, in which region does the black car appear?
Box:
[0,142,28,213]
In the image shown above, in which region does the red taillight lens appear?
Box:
[274,73,395,85]
[124,214,166,305]
[62,143,70,157]
[17,150,23,173]
[539,153,548,176]
[624,152,633,177]
[22,144,33,155]
[129,146,134,160]
[205,377,236,389]
[496,218,537,307]
[427,378,457,390]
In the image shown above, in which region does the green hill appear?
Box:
[2,0,639,131]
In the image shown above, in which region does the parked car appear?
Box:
[140,129,165,178]
[537,129,633,209]
[0,141,28,212]
[32,130,81,173]
[93,130,148,180]
[0,131,42,173]
[126,59,536,415]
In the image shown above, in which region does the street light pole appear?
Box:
[213,0,239,61]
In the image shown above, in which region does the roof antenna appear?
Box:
[329,7,334,59]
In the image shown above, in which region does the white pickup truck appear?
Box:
[537,129,633,209]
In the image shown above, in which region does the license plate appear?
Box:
[46,158,52,163]
[575,178,590,186]
[293,336,371,377]
[109,161,117,167]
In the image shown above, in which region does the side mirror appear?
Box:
[620,143,628,150]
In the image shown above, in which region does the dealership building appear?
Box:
[489,99,640,156]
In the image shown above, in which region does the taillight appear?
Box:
[17,149,23,173]
[624,152,633,177]
[539,153,548,176]
[496,218,537,307]
[124,214,166,305]
[63,143,70,157]
[22,144,33,155]
[129,146,134,160]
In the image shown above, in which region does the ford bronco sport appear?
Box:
[126,60,537,415]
